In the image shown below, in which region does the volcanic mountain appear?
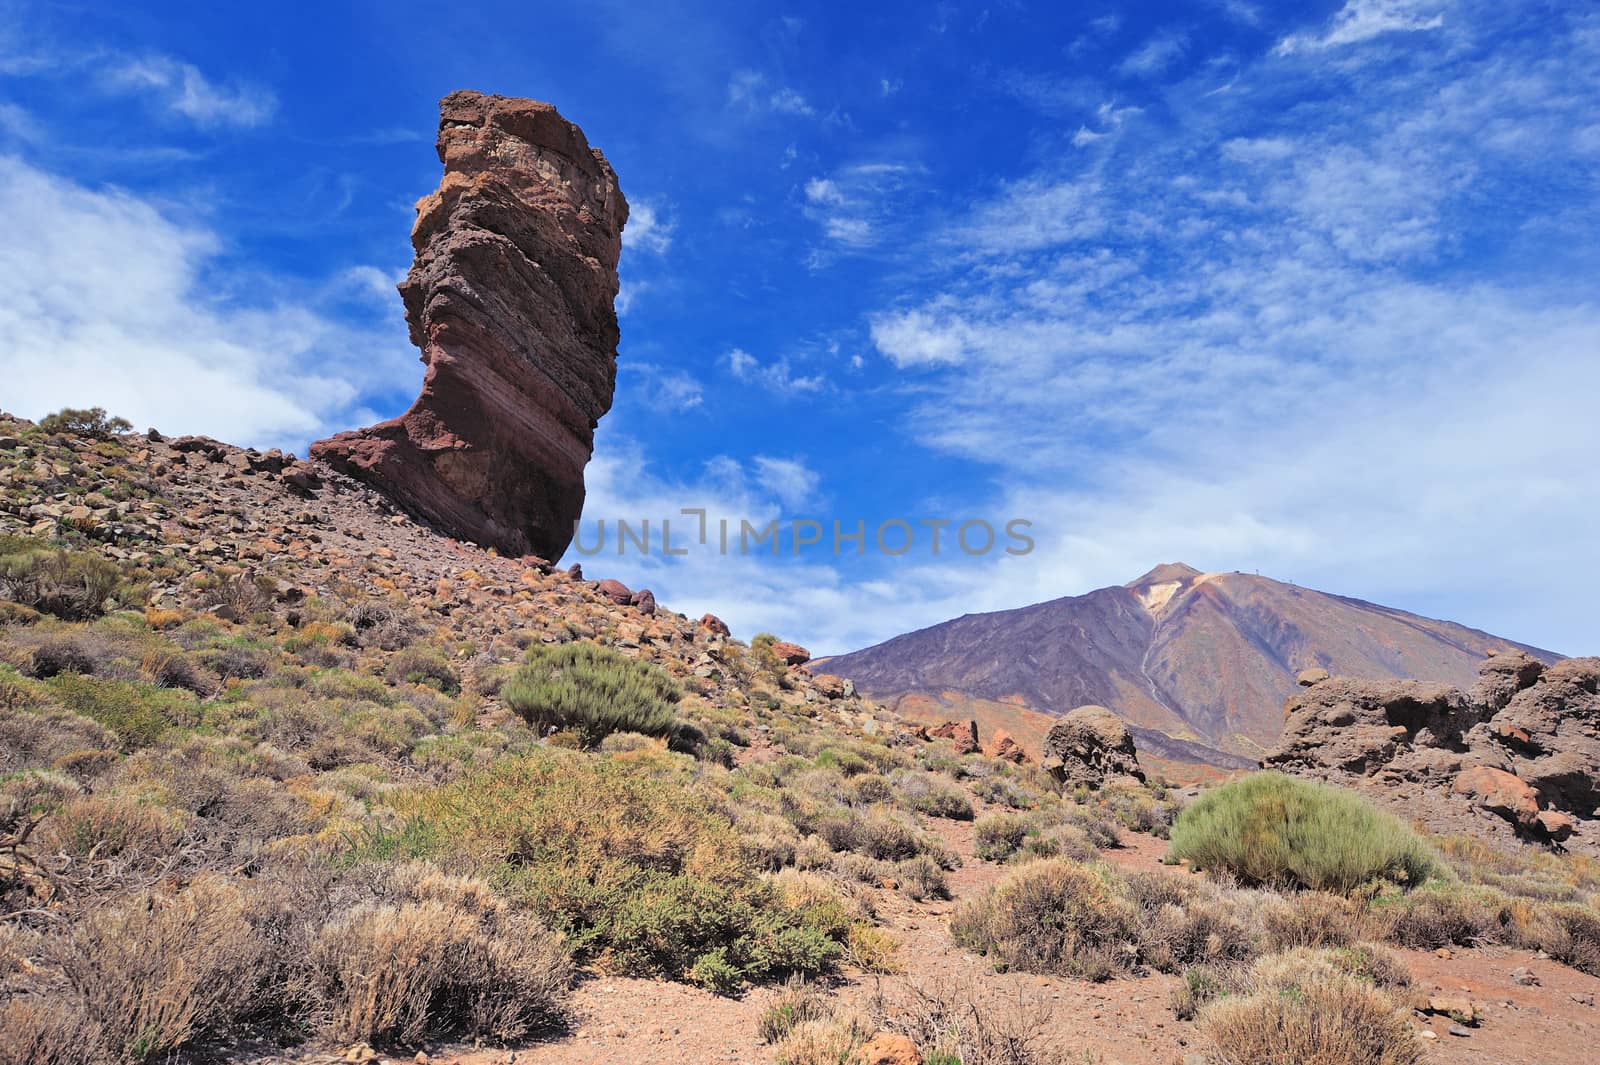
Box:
[822,563,1560,768]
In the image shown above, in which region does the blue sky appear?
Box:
[3,0,1598,656]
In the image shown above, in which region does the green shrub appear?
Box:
[951,859,1138,980]
[758,978,830,1044]
[374,751,858,987]
[502,642,681,746]
[45,674,200,749]
[386,646,461,695]
[1168,772,1440,893]
[0,542,130,621]
[36,406,133,439]
[973,812,1031,862]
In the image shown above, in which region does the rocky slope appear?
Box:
[1267,652,1599,854]
[825,562,1558,766]
[312,91,628,561]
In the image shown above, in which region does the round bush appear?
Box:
[1168,772,1440,893]
[502,641,681,747]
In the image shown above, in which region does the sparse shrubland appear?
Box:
[7,415,1600,1064]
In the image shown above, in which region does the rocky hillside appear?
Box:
[824,562,1558,765]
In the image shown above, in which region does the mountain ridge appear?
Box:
[822,562,1560,766]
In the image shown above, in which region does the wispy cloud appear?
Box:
[728,69,815,117]
[1276,0,1447,55]
[847,3,1600,653]
[726,347,827,395]
[800,162,921,255]
[1118,31,1190,77]
[101,55,277,128]
[628,362,704,411]
[623,200,675,255]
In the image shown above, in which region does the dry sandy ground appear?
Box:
[308,811,1599,1065]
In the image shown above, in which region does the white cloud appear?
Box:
[1119,31,1189,77]
[102,56,276,128]
[725,347,827,395]
[727,70,814,117]
[1276,0,1446,55]
[752,455,821,508]
[623,200,674,255]
[627,362,704,411]
[0,156,408,451]
[801,162,920,254]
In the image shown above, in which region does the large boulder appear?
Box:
[312,91,628,560]
[1042,705,1144,787]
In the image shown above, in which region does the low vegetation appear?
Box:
[502,641,682,746]
[1168,771,1442,893]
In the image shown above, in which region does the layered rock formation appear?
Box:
[1266,651,1599,852]
[312,91,628,560]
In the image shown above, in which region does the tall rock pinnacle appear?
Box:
[312,90,628,559]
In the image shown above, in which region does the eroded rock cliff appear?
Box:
[1266,651,1599,852]
[312,90,627,559]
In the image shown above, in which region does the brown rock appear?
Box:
[282,461,322,493]
[596,578,632,605]
[771,641,811,666]
[312,90,628,560]
[929,719,980,755]
[629,588,657,615]
[855,1031,921,1065]
[1535,808,1576,842]
[1452,766,1540,828]
[1042,705,1144,786]
[990,729,1027,763]
[699,613,731,637]
[1297,667,1331,687]
[811,672,848,699]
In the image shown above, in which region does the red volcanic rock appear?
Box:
[312,90,628,560]
[629,588,656,615]
[990,729,1027,763]
[929,719,980,755]
[771,641,811,666]
[596,578,632,605]
[699,613,731,638]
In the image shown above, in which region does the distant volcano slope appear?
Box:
[823,563,1559,766]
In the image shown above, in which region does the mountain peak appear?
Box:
[1125,562,1202,590]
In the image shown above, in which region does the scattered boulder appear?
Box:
[810,673,848,700]
[1041,705,1144,787]
[699,613,731,638]
[312,91,628,560]
[1452,766,1539,829]
[855,1032,921,1065]
[929,719,980,755]
[990,729,1027,763]
[596,579,632,605]
[629,588,656,615]
[1297,667,1330,687]
[771,640,811,666]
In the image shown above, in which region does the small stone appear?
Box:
[1448,1024,1471,1037]
[1419,1030,1438,1041]
[1510,966,1540,987]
